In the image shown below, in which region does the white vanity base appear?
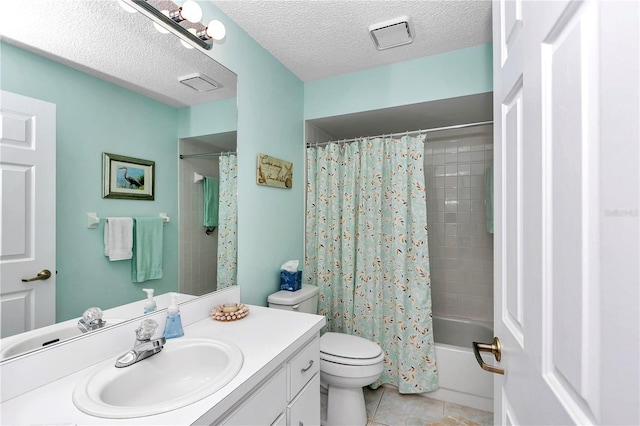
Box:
[0,288,325,425]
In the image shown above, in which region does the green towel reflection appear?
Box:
[131,217,163,283]
[203,176,220,227]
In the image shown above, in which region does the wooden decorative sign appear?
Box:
[256,153,293,189]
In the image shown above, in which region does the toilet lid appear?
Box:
[320,332,382,360]
[267,284,318,305]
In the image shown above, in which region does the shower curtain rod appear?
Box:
[307,120,494,147]
[179,151,237,159]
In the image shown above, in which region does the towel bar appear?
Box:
[87,212,170,229]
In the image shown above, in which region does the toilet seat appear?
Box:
[320,351,385,366]
[320,332,384,366]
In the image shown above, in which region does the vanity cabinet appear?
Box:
[288,374,320,425]
[218,335,320,426]
[219,368,287,425]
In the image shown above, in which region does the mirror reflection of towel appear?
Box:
[131,217,163,283]
[203,177,219,227]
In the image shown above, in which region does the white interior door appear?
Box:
[491,1,639,424]
[0,90,56,338]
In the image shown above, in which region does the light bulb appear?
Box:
[180,28,198,49]
[206,20,226,41]
[117,0,137,13]
[153,10,170,34]
[180,0,202,23]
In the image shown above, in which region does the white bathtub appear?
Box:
[426,316,494,412]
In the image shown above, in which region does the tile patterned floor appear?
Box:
[364,386,494,426]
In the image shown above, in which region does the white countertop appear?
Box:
[0,305,325,425]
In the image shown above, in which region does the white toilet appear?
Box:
[268,284,384,426]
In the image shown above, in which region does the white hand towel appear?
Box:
[104,217,133,261]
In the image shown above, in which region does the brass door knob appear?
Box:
[21,269,52,282]
[472,337,505,375]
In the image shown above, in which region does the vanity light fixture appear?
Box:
[168,0,202,23]
[180,28,199,49]
[120,0,226,50]
[153,10,171,34]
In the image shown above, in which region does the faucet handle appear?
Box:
[136,319,159,341]
[78,307,106,333]
[81,307,103,324]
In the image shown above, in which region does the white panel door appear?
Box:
[491,1,639,424]
[0,91,56,338]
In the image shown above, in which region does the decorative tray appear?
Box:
[210,303,249,322]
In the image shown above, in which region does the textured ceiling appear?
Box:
[2,0,492,133]
[211,1,493,138]
[213,0,492,82]
[1,0,237,107]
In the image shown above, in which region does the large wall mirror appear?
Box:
[0,0,237,360]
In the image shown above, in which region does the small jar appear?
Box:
[222,303,239,313]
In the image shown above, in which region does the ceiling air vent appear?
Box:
[179,73,220,92]
[369,17,413,50]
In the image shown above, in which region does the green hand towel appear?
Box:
[131,217,163,283]
[203,176,220,227]
[485,164,494,234]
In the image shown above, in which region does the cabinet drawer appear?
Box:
[288,373,320,426]
[220,368,287,426]
[288,337,320,400]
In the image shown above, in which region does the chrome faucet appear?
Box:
[115,319,166,368]
[77,307,106,333]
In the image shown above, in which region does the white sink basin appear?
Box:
[0,319,124,360]
[73,338,243,418]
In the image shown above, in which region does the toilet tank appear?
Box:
[268,284,319,314]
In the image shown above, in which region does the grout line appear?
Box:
[371,386,385,421]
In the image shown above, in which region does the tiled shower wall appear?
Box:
[179,140,219,296]
[305,122,335,144]
[424,125,494,322]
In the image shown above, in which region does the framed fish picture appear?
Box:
[102,153,155,200]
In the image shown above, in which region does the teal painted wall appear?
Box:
[178,97,237,138]
[199,2,305,306]
[1,42,180,321]
[304,43,493,120]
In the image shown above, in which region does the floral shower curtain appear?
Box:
[304,135,438,394]
[216,154,238,289]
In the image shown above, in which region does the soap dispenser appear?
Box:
[163,292,184,339]
[142,288,157,314]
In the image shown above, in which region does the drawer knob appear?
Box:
[301,360,314,373]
